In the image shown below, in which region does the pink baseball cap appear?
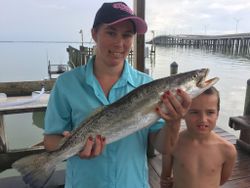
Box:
[92,2,147,34]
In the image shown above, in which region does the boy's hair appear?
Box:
[203,86,220,111]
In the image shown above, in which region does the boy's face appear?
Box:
[184,93,219,136]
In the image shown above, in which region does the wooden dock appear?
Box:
[0,123,249,187]
[150,33,250,57]
[148,127,250,188]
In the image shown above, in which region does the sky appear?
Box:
[1,0,250,43]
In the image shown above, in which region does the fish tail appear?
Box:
[12,152,56,188]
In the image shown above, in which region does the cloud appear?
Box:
[1,0,250,41]
[209,1,250,12]
[146,0,250,36]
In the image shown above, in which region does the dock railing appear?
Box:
[0,81,67,187]
[0,94,48,172]
[229,79,250,153]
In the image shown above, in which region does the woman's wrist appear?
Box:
[160,176,173,187]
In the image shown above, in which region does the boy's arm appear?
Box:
[220,144,237,185]
[161,154,174,188]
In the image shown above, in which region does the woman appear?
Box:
[44,2,191,188]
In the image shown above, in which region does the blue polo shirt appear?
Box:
[44,57,163,188]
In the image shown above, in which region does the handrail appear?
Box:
[0,88,45,108]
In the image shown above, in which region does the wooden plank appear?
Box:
[0,115,7,153]
[231,157,250,179]
[148,161,160,188]
[221,177,250,188]
[0,168,65,188]
[229,116,250,152]
[134,0,146,72]
[0,147,44,172]
[0,80,55,97]
[229,116,250,130]
[0,95,49,115]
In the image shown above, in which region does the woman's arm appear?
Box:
[44,132,106,158]
[149,120,180,154]
[44,134,65,151]
[161,154,174,188]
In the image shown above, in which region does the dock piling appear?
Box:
[170,61,178,75]
[0,115,7,153]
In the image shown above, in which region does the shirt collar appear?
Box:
[85,56,138,88]
[85,56,96,85]
[115,60,137,88]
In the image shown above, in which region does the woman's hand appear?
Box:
[151,89,192,154]
[78,135,106,159]
[63,131,106,159]
[156,89,191,122]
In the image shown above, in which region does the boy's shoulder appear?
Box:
[214,132,237,157]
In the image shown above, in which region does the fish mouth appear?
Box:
[197,69,219,88]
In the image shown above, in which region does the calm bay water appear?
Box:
[0,43,250,178]
[0,42,80,150]
[150,46,250,137]
[1,42,250,146]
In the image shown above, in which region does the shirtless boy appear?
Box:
[160,86,237,188]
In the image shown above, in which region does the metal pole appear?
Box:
[234,18,240,33]
[79,29,83,47]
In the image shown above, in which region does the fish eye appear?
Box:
[192,74,198,79]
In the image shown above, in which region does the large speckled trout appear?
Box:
[12,68,219,188]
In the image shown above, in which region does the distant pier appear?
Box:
[149,33,250,57]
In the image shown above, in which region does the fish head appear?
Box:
[173,68,219,98]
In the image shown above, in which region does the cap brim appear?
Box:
[107,16,147,34]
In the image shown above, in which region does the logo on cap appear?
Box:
[112,3,133,15]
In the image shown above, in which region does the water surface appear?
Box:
[151,46,250,136]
